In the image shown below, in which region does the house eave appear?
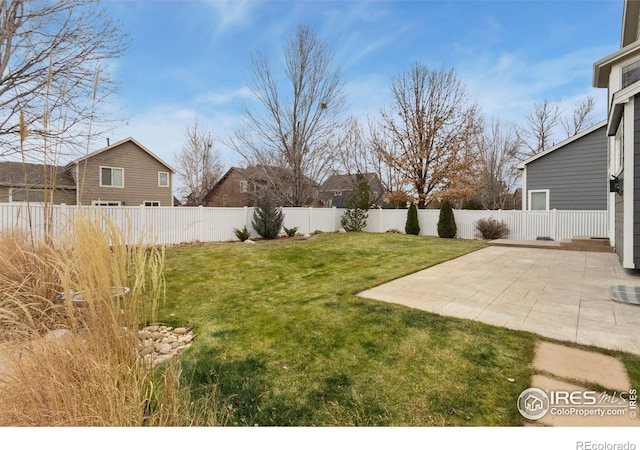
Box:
[622,0,640,47]
[606,80,640,136]
[593,40,640,88]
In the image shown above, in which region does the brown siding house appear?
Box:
[0,137,175,206]
[203,166,321,207]
[203,167,253,207]
[70,138,174,206]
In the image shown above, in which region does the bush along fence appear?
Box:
[0,203,608,246]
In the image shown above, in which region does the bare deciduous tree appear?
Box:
[560,95,596,138]
[0,0,127,160]
[229,24,346,206]
[517,99,561,158]
[369,125,412,207]
[474,118,520,210]
[175,120,223,206]
[375,63,482,208]
[333,117,410,207]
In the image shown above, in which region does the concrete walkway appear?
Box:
[529,341,637,426]
[358,246,640,355]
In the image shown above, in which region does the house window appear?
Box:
[100,167,124,187]
[622,60,640,88]
[239,180,248,193]
[158,172,169,187]
[10,188,45,202]
[144,201,160,207]
[614,119,624,175]
[528,190,549,211]
[92,200,121,206]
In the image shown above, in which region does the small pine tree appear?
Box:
[252,190,285,239]
[341,173,372,232]
[437,199,457,238]
[405,203,420,235]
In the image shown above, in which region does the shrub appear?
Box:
[475,218,509,240]
[233,226,251,242]
[405,203,420,235]
[341,208,368,232]
[340,173,372,232]
[284,226,299,237]
[437,199,457,238]
[252,190,285,240]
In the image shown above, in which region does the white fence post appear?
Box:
[198,205,204,242]
[551,208,557,240]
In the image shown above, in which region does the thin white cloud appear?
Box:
[205,0,255,36]
[196,86,253,106]
[459,44,615,124]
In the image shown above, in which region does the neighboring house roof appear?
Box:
[67,137,176,173]
[249,164,320,187]
[209,165,320,190]
[516,121,607,170]
[0,161,76,189]
[321,173,381,191]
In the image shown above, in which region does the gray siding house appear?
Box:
[517,121,607,211]
[593,0,640,268]
[319,173,384,208]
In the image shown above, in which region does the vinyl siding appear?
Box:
[525,126,607,210]
[73,141,173,206]
[616,173,625,262]
[634,95,640,267]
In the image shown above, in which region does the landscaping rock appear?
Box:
[138,324,195,368]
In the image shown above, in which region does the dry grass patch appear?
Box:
[0,212,222,426]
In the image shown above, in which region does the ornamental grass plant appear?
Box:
[0,211,223,426]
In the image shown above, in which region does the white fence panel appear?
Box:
[0,204,608,245]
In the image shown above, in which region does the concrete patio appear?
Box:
[358,246,640,355]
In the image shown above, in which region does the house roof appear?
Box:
[0,161,76,189]
[321,173,381,191]
[67,137,175,173]
[622,0,640,48]
[516,121,607,170]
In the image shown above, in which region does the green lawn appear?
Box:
[159,232,638,426]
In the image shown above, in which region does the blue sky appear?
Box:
[102,0,624,173]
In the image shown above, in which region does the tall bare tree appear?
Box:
[560,95,596,138]
[375,63,482,208]
[517,99,560,158]
[369,124,412,207]
[474,118,520,210]
[175,120,222,206]
[229,24,346,206]
[0,0,127,160]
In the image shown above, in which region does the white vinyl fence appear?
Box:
[0,203,608,245]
